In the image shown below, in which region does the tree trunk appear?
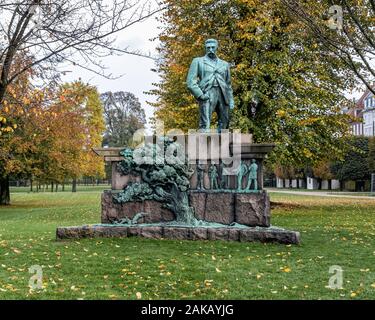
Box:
[30,179,33,192]
[328,179,332,190]
[62,183,65,191]
[0,176,10,205]
[51,182,54,192]
[0,83,7,105]
[72,178,77,192]
[168,184,197,225]
[340,180,344,191]
[55,183,58,192]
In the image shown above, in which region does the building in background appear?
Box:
[362,86,375,136]
[346,85,375,137]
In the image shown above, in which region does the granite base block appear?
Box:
[101,191,175,224]
[189,191,271,227]
[56,225,300,245]
[102,190,271,228]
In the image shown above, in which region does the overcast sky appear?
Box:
[60,14,162,133]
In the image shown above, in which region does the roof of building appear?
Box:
[345,84,375,120]
[356,85,375,109]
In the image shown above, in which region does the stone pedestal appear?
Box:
[56,225,301,245]
[55,133,301,245]
[101,191,175,224]
[189,191,270,227]
[102,190,270,227]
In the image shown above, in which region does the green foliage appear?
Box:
[151,0,355,167]
[115,138,197,224]
[331,137,370,181]
[368,137,375,173]
[114,182,154,203]
[312,161,334,180]
[0,79,105,204]
[281,0,375,95]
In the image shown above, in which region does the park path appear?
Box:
[266,189,375,200]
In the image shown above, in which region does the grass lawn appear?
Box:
[1,188,375,300]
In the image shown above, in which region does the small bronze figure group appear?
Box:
[195,159,258,191]
[237,159,258,191]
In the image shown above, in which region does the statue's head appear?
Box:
[205,38,218,59]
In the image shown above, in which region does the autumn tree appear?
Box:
[0,62,47,204]
[150,0,356,168]
[45,81,106,192]
[312,160,335,189]
[273,163,305,188]
[281,0,375,95]
[0,0,162,134]
[0,79,105,204]
[101,91,146,147]
[0,0,162,203]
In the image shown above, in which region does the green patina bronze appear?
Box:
[196,163,205,190]
[186,38,234,132]
[219,160,229,189]
[114,137,198,225]
[112,138,255,228]
[113,212,150,225]
[246,159,258,191]
[233,159,259,191]
[208,163,219,190]
[236,160,248,191]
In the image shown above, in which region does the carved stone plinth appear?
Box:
[101,191,175,224]
[56,225,301,245]
[189,191,270,227]
[102,190,270,227]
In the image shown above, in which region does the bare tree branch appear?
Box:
[0,0,164,106]
[281,0,375,94]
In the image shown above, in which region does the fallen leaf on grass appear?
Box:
[204,280,213,287]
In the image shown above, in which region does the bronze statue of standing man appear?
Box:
[187,39,234,132]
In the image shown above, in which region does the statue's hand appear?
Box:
[199,93,210,101]
[230,102,235,110]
